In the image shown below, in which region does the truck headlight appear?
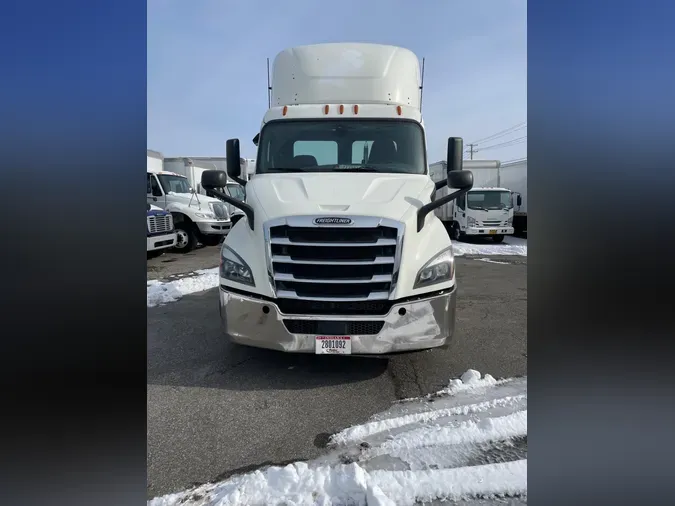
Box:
[507,217,513,225]
[220,245,255,286]
[467,216,476,227]
[414,247,454,289]
[195,212,216,219]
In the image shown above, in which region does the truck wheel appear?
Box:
[450,224,462,241]
[173,222,198,253]
[492,234,505,243]
[199,234,222,247]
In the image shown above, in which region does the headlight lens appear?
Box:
[414,247,455,289]
[467,216,476,227]
[220,245,255,286]
[507,217,513,225]
[195,212,216,219]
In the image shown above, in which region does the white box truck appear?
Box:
[499,159,527,236]
[429,160,515,243]
[200,42,475,355]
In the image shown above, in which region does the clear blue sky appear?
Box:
[148,0,526,163]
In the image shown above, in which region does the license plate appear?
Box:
[315,336,351,355]
[488,230,497,235]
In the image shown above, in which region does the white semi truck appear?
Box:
[147,168,232,252]
[429,160,515,243]
[200,42,474,355]
[500,159,527,236]
[163,157,248,227]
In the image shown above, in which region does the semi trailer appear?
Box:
[200,42,474,355]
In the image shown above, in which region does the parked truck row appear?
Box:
[146,155,249,253]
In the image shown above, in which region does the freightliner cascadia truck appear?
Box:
[201,43,474,355]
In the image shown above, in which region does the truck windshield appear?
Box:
[467,191,512,210]
[256,119,426,174]
[158,175,191,194]
[226,185,245,201]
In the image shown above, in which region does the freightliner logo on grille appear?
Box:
[313,217,353,225]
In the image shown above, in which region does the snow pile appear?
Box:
[147,268,219,307]
[453,237,527,257]
[149,369,527,506]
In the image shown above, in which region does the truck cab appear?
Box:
[147,170,232,252]
[451,187,515,243]
[201,43,474,355]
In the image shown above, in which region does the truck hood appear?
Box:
[248,173,433,223]
[165,192,222,211]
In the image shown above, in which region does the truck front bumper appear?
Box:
[147,232,177,252]
[218,286,456,355]
[465,226,514,236]
[195,220,231,236]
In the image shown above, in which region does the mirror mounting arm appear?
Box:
[434,180,448,190]
[209,189,255,231]
[231,175,247,187]
[417,187,472,233]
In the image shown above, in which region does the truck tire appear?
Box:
[173,222,198,253]
[492,234,505,243]
[450,223,462,241]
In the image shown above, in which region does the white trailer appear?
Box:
[199,42,476,356]
[499,159,527,236]
[429,160,514,242]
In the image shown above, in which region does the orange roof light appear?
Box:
[353,105,359,114]
[324,105,330,114]
[282,106,288,116]
[339,104,344,114]
[396,105,402,116]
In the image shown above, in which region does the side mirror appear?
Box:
[226,139,247,186]
[517,195,522,207]
[201,170,229,190]
[252,133,259,146]
[226,139,241,179]
[448,170,474,190]
[201,169,255,230]
[417,136,475,232]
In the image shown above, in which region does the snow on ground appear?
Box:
[149,370,527,506]
[452,237,527,257]
[147,267,219,307]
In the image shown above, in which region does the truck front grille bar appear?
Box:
[264,216,404,305]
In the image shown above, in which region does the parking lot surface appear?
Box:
[147,255,527,497]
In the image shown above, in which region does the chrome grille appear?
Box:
[481,220,502,226]
[147,214,173,234]
[210,202,229,220]
[267,217,403,303]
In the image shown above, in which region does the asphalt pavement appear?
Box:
[147,255,527,497]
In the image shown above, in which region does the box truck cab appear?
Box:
[201,43,474,355]
[430,160,515,243]
[146,170,232,252]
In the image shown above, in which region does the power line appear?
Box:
[502,157,527,164]
[470,122,527,146]
[476,136,527,152]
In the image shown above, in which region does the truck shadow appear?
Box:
[147,289,389,391]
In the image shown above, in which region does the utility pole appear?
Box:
[468,144,476,160]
